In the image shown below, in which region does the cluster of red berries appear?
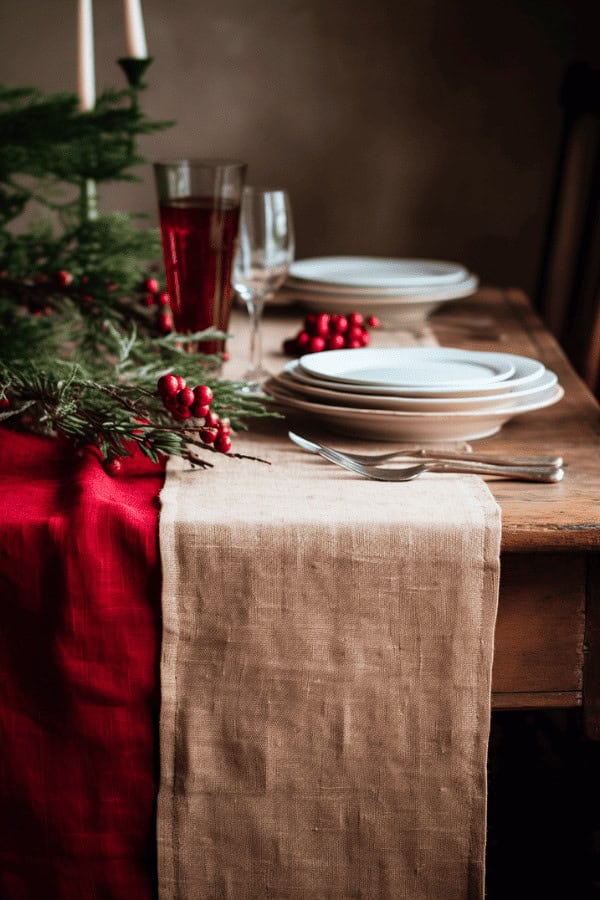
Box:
[283,312,380,356]
[157,374,232,453]
[142,277,174,334]
[27,270,176,333]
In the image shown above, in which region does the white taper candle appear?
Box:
[124,0,148,58]
[77,0,96,111]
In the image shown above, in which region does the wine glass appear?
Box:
[233,187,294,387]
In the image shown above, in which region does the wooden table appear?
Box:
[430,289,599,738]
[228,287,600,738]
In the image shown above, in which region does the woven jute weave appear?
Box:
[157,432,500,899]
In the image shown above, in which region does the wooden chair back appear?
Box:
[536,62,600,396]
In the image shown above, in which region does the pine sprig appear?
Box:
[0,325,276,468]
[0,79,276,471]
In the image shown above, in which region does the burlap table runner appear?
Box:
[158,425,501,898]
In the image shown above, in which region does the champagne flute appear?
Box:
[234,187,294,387]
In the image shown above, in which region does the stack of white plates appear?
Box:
[264,347,564,442]
[279,257,479,327]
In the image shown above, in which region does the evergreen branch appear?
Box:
[0,79,276,472]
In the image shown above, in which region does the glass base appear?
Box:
[240,365,271,393]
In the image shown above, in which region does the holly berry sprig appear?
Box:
[283,312,380,356]
[157,374,233,454]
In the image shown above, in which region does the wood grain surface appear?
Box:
[429,288,600,552]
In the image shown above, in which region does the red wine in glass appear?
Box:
[159,197,240,354]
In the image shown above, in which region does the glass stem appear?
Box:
[248,292,266,375]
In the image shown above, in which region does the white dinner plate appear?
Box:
[263,381,564,443]
[272,367,558,412]
[286,355,546,396]
[280,275,479,326]
[284,275,477,300]
[282,275,479,304]
[299,347,518,388]
[284,272,477,299]
[280,292,468,327]
[289,257,470,290]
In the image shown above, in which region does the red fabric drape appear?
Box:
[0,430,164,899]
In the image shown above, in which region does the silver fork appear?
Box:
[288,432,563,469]
[308,445,564,483]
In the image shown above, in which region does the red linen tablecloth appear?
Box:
[0,429,164,899]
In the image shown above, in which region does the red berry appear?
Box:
[191,403,211,418]
[200,427,219,444]
[157,291,170,307]
[215,433,232,454]
[359,330,370,346]
[305,316,324,336]
[348,312,364,326]
[308,336,326,353]
[346,325,364,342]
[144,293,155,307]
[222,352,230,362]
[367,315,380,328]
[177,387,195,408]
[296,330,311,350]
[82,294,93,304]
[204,410,220,428]
[193,385,213,406]
[163,397,179,413]
[157,374,179,397]
[0,397,10,410]
[345,338,362,349]
[283,338,299,356]
[57,270,73,287]
[314,313,330,336]
[144,277,160,293]
[175,376,187,390]
[172,407,192,421]
[330,315,349,334]
[326,334,345,351]
[159,312,173,333]
[104,458,122,476]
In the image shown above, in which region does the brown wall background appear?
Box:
[1,0,596,296]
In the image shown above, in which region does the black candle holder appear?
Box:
[118,56,153,90]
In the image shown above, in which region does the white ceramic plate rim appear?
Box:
[282,274,479,299]
[300,347,521,388]
[265,381,563,420]
[273,368,558,410]
[289,257,469,289]
[285,357,546,395]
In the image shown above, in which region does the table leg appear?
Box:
[584,554,600,740]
